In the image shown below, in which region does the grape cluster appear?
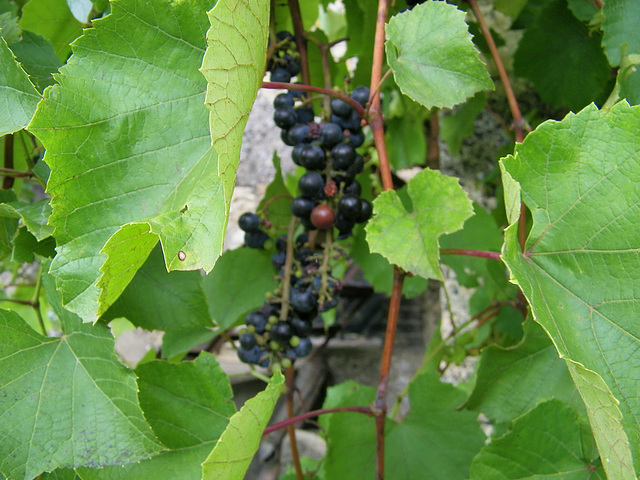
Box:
[236,231,341,368]
[267,31,301,84]
[274,86,373,239]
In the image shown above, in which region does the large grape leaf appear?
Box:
[465,320,583,423]
[470,400,604,480]
[501,101,640,478]
[602,0,640,67]
[385,1,493,110]
[0,37,40,135]
[28,0,225,322]
[513,0,611,111]
[365,168,474,281]
[0,308,162,480]
[201,371,284,479]
[200,0,270,225]
[76,353,236,480]
[101,245,212,332]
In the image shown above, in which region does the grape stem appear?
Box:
[439,248,502,261]
[285,366,304,480]
[262,81,366,118]
[280,217,298,322]
[287,0,311,87]
[263,406,373,435]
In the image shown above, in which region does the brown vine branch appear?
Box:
[288,0,311,87]
[3,134,15,189]
[285,366,303,480]
[439,248,502,261]
[262,81,366,117]
[263,406,373,435]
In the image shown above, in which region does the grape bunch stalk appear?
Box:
[234,31,375,369]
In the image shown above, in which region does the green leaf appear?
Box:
[9,30,63,91]
[501,102,640,477]
[602,0,640,67]
[200,0,270,220]
[513,0,611,111]
[202,371,284,480]
[101,245,212,332]
[440,92,486,156]
[19,0,83,61]
[28,0,221,322]
[0,308,162,480]
[470,400,604,479]
[464,320,583,423]
[618,54,640,106]
[0,10,21,44]
[0,37,40,136]
[202,247,279,330]
[77,353,236,480]
[386,2,493,110]
[365,168,474,281]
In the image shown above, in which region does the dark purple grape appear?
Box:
[332,142,356,170]
[281,128,295,146]
[271,321,293,343]
[347,154,364,177]
[273,107,297,129]
[276,30,294,42]
[283,53,301,76]
[356,199,373,223]
[245,230,269,248]
[291,144,306,165]
[271,67,292,83]
[291,317,312,337]
[238,212,260,232]
[330,97,353,118]
[291,196,316,218]
[346,129,365,147]
[351,86,370,107]
[239,333,256,350]
[344,181,362,196]
[295,232,309,247]
[298,172,325,198]
[300,144,326,170]
[295,106,315,124]
[321,295,339,311]
[238,345,265,364]
[320,123,344,148]
[332,110,361,131]
[335,213,356,235]
[246,310,268,333]
[276,235,287,252]
[287,124,310,145]
[338,195,362,219]
[274,93,294,109]
[293,337,312,357]
[272,251,286,270]
[300,216,316,231]
[290,287,318,313]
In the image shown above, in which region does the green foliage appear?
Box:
[502,101,640,476]
[2,0,640,478]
